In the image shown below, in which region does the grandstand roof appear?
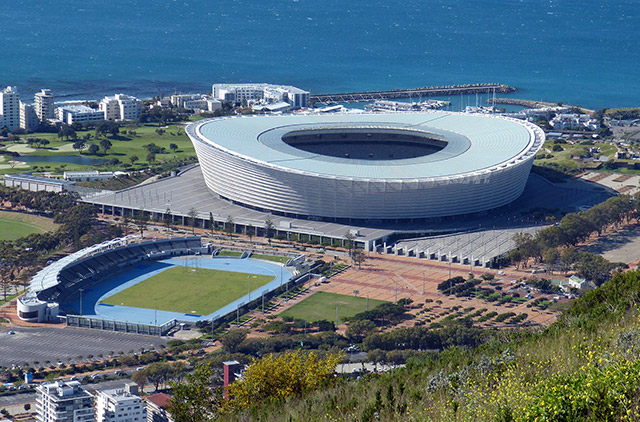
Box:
[196,112,540,180]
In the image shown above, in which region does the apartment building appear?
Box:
[95,384,145,422]
[36,380,94,422]
[35,89,55,121]
[0,86,20,131]
[99,94,142,121]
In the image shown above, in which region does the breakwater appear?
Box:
[310,83,515,104]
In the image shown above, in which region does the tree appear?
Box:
[246,224,255,241]
[168,363,221,422]
[96,121,119,138]
[87,144,99,155]
[264,217,275,240]
[99,139,112,154]
[220,329,247,353]
[576,252,615,286]
[129,154,139,165]
[135,209,149,238]
[542,248,559,274]
[346,319,377,342]
[225,215,234,236]
[188,208,198,234]
[169,143,178,153]
[344,231,356,257]
[225,350,342,412]
[146,152,156,163]
[352,249,366,269]
[72,140,85,152]
[59,124,77,141]
[131,370,148,392]
[209,212,214,235]
[164,208,172,229]
[560,247,579,275]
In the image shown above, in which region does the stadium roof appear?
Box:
[196,112,541,180]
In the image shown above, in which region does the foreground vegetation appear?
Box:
[186,269,640,421]
[166,271,640,422]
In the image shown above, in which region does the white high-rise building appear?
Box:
[0,86,20,131]
[95,384,146,422]
[99,94,142,121]
[36,380,94,422]
[34,89,55,121]
[20,101,39,131]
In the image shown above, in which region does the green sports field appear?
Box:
[100,267,274,315]
[279,292,387,323]
[0,211,58,241]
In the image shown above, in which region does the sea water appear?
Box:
[0,0,637,108]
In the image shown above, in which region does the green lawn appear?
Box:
[0,211,58,241]
[279,292,387,323]
[251,253,289,264]
[0,123,196,174]
[218,250,243,257]
[100,267,274,315]
[535,140,618,169]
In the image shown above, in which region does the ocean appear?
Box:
[0,0,638,109]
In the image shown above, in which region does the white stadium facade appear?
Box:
[186,112,545,222]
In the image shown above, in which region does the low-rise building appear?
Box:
[56,105,104,125]
[550,113,600,131]
[4,173,74,192]
[144,393,173,422]
[95,384,145,422]
[170,94,222,112]
[63,170,115,181]
[212,83,309,109]
[36,380,94,422]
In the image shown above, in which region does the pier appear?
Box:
[487,97,594,113]
[310,83,515,104]
[486,97,557,109]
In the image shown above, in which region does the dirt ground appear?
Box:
[271,253,560,331]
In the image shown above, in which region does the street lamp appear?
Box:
[153,297,158,325]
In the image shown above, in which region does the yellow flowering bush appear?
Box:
[224,349,342,413]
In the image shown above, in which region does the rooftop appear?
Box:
[194,112,542,180]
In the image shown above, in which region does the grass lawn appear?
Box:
[251,253,289,264]
[218,250,243,257]
[0,211,58,241]
[535,140,618,169]
[100,267,274,315]
[0,123,196,174]
[279,292,387,323]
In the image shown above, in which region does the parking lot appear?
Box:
[0,326,167,367]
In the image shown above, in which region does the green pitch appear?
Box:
[0,211,57,241]
[100,267,274,315]
[279,292,387,323]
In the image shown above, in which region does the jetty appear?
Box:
[487,97,594,113]
[486,97,557,109]
[310,83,515,104]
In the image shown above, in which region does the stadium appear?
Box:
[186,112,545,221]
[17,236,298,335]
